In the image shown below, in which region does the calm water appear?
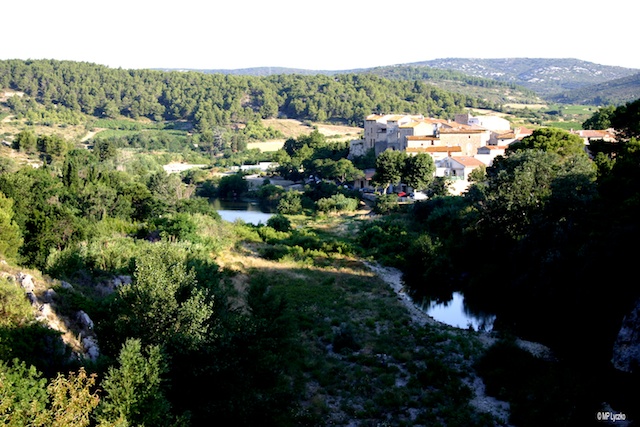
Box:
[210,198,274,225]
[420,292,496,332]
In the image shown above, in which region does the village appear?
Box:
[348,112,616,196]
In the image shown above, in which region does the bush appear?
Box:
[217,173,248,199]
[373,194,398,214]
[316,194,358,213]
[0,277,34,327]
[149,213,198,242]
[277,191,303,215]
[267,214,291,232]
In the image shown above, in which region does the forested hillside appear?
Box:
[549,72,640,105]
[187,57,640,105]
[0,59,499,131]
[409,58,640,100]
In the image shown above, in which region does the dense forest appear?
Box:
[0,59,639,426]
[0,59,500,130]
[549,72,640,106]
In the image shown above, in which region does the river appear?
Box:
[210,198,275,225]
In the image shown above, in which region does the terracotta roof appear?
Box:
[400,121,430,128]
[421,118,449,125]
[480,145,508,151]
[515,127,534,136]
[407,135,439,141]
[439,127,486,134]
[386,114,409,121]
[574,129,616,140]
[450,156,486,167]
[407,146,461,153]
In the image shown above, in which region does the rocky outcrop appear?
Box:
[7,270,100,362]
[612,298,640,373]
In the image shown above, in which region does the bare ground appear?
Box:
[248,119,363,152]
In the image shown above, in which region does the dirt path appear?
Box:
[363,261,435,327]
[80,128,105,142]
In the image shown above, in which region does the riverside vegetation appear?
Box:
[0,59,639,426]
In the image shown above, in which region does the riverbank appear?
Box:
[363,261,512,423]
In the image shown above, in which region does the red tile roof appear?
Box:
[450,156,486,167]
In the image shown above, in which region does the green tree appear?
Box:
[46,368,100,427]
[610,98,640,141]
[276,191,303,215]
[329,158,364,183]
[113,243,214,350]
[266,214,291,232]
[11,130,37,153]
[0,277,33,329]
[403,153,435,191]
[0,359,48,427]
[97,339,172,427]
[94,139,118,162]
[216,173,248,199]
[373,149,407,193]
[0,192,23,260]
[36,134,69,164]
[507,127,587,158]
[582,105,615,130]
[477,149,596,241]
[467,164,487,183]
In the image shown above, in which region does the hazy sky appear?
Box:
[3,0,638,71]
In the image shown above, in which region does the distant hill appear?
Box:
[354,65,542,105]
[409,58,639,99]
[160,67,349,76]
[172,58,640,105]
[547,72,640,106]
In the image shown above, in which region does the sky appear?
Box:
[2,0,639,71]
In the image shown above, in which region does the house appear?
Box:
[571,129,616,144]
[406,143,462,161]
[353,168,376,191]
[437,156,485,180]
[455,112,511,131]
[437,122,491,156]
[436,155,486,195]
[349,112,508,196]
[489,129,518,146]
[350,113,491,160]
[475,145,509,165]
[514,126,534,140]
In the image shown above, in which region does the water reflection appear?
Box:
[421,292,496,332]
[209,198,274,225]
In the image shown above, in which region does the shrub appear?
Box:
[373,194,398,215]
[267,214,291,232]
[0,277,34,327]
[277,191,303,215]
[316,194,358,213]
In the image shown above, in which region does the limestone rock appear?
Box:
[82,336,100,361]
[76,310,94,330]
[17,272,34,293]
[612,298,640,373]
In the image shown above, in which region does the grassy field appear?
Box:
[248,119,363,152]
[218,216,502,425]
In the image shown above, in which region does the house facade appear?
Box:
[350,113,492,159]
[349,112,516,196]
[455,112,511,131]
